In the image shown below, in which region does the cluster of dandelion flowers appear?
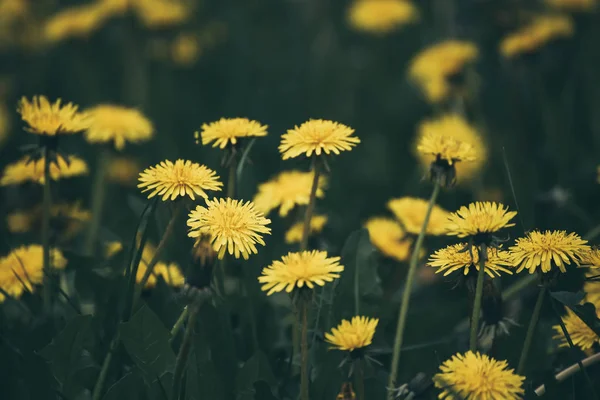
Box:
[18,96,91,136]
[0,155,88,186]
[433,351,524,400]
[196,117,268,149]
[285,215,328,244]
[500,15,574,59]
[365,217,415,262]
[188,198,271,260]
[325,316,379,352]
[258,250,343,295]
[545,0,597,12]
[508,230,590,274]
[279,119,360,160]
[445,202,517,240]
[138,159,222,201]
[84,105,154,150]
[347,0,418,35]
[552,307,600,351]
[0,245,67,302]
[428,243,513,278]
[252,170,327,217]
[387,197,451,236]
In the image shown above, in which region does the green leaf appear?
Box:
[187,343,226,400]
[102,370,145,400]
[551,291,600,337]
[235,351,277,398]
[550,291,585,306]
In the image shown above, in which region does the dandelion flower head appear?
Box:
[43,3,111,43]
[196,117,268,149]
[500,15,574,58]
[428,243,513,278]
[553,307,600,351]
[365,217,415,262]
[581,248,600,269]
[387,197,451,236]
[133,0,191,28]
[18,96,91,136]
[445,202,516,239]
[325,316,379,352]
[285,215,328,244]
[0,155,88,186]
[85,105,154,150]
[347,0,418,35]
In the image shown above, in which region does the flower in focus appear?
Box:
[0,155,88,185]
[445,202,517,239]
[584,269,600,304]
[325,316,379,352]
[107,156,141,185]
[138,159,222,201]
[133,0,191,29]
[285,215,328,244]
[552,307,600,350]
[252,170,326,217]
[581,248,600,269]
[18,96,91,136]
[85,105,154,150]
[7,202,91,241]
[500,15,574,58]
[279,119,360,160]
[196,117,268,149]
[428,243,513,278]
[508,230,590,274]
[0,245,67,302]
[545,0,596,11]
[258,250,343,295]
[387,197,451,236]
[188,198,271,260]
[43,3,111,43]
[365,217,415,262]
[433,351,524,399]
[347,0,418,35]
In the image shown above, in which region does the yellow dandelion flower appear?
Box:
[172,33,201,66]
[187,198,271,260]
[279,119,360,160]
[365,217,415,262]
[325,316,379,352]
[0,245,67,302]
[428,243,513,278]
[387,197,451,236]
[545,0,596,11]
[138,159,222,201]
[43,3,110,43]
[133,0,190,28]
[584,269,600,305]
[508,230,589,274]
[0,155,88,186]
[581,248,600,269]
[416,132,477,165]
[500,15,574,58]
[445,202,517,239]
[252,170,326,217]
[285,215,328,244]
[196,117,268,149]
[85,105,154,150]
[433,351,524,400]
[18,96,91,136]
[107,156,141,185]
[553,307,600,351]
[104,241,123,259]
[347,0,418,35]
[258,250,343,295]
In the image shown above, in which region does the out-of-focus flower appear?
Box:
[85,105,154,150]
[584,269,600,304]
[445,202,516,239]
[325,316,379,351]
[7,202,91,241]
[545,0,596,12]
[387,197,451,235]
[428,243,513,278]
[500,15,574,58]
[104,241,123,258]
[365,217,415,262]
[132,241,185,288]
[0,155,88,185]
[171,33,201,66]
[43,3,112,43]
[285,215,328,244]
[133,0,191,29]
[107,156,141,185]
[552,307,600,350]
[347,0,418,35]
[18,96,90,136]
[196,117,268,149]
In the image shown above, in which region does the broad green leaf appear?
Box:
[235,351,277,398]
[102,370,145,400]
[551,291,600,337]
[550,291,585,306]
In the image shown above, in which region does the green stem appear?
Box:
[517,285,546,374]
[84,149,111,256]
[169,306,189,344]
[387,181,440,399]
[469,242,487,351]
[227,157,237,199]
[354,359,365,400]
[535,353,600,396]
[301,156,320,251]
[354,248,360,315]
[300,300,309,400]
[42,148,52,312]
[171,304,201,400]
[91,331,120,400]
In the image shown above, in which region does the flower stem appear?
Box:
[171,302,201,400]
[535,353,600,396]
[517,285,546,374]
[169,306,189,344]
[91,331,120,400]
[469,242,487,351]
[301,156,320,251]
[227,156,237,199]
[84,149,111,256]
[42,148,52,312]
[300,299,310,400]
[354,359,365,400]
[387,181,440,399]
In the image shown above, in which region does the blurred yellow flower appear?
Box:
[258,250,343,295]
[252,170,326,217]
[545,0,596,11]
[428,243,513,278]
[172,33,201,66]
[7,202,91,241]
[18,96,91,136]
[44,3,111,43]
[365,217,415,262]
[325,316,379,351]
[553,307,600,350]
[584,269,600,304]
[137,260,184,289]
[138,159,222,201]
[104,241,123,258]
[0,155,88,185]
[196,117,268,149]
[445,202,516,239]
[500,15,574,58]
[387,197,451,235]
[0,245,67,302]
[433,351,524,400]
[85,105,154,150]
[188,198,271,260]
[107,156,141,185]
[509,230,589,274]
[133,0,191,29]
[347,0,418,34]
[416,132,477,166]
[285,215,328,244]
[279,119,360,159]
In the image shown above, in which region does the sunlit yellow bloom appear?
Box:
[107,156,141,185]
[0,245,67,302]
[104,241,123,258]
[7,202,91,241]
[188,198,271,260]
[138,159,222,201]
[0,155,88,185]
[428,243,513,278]
[85,105,153,150]
[172,33,201,66]
[545,0,596,11]
[285,215,328,244]
[416,132,476,165]
[347,0,418,34]
[258,250,343,295]
[252,170,326,217]
[445,202,517,238]
[365,217,415,262]
[387,197,451,236]
[325,316,379,351]
[196,117,268,149]
[433,351,524,400]
[553,307,600,350]
[409,41,478,103]
[134,0,191,28]
[500,15,574,58]
[44,3,111,43]
[508,230,589,274]
[18,96,91,136]
[279,119,360,160]
[584,269,600,305]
